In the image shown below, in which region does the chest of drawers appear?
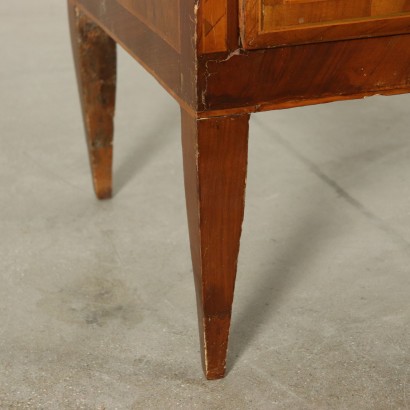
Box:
[68,0,410,379]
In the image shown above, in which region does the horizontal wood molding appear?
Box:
[198,34,410,112]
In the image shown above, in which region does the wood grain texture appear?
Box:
[198,34,410,113]
[70,1,410,113]
[68,2,116,199]
[198,0,240,53]
[72,0,191,108]
[240,0,410,48]
[76,0,200,111]
[181,109,250,379]
[198,0,228,53]
[116,0,181,52]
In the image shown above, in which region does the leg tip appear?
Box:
[95,186,112,200]
[91,146,113,200]
[205,367,226,380]
[93,176,112,199]
[200,315,231,380]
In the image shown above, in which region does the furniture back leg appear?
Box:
[68,1,116,199]
[181,109,250,379]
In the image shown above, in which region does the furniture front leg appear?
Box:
[181,109,250,379]
[68,1,117,199]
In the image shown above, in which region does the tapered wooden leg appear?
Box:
[68,1,116,199]
[181,109,250,379]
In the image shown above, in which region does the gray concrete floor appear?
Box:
[1,1,410,409]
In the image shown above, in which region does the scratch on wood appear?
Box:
[100,0,106,15]
[201,49,246,109]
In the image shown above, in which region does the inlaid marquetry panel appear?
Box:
[197,0,228,53]
[117,0,181,52]
[262,0,410,31]
[241,0,410,48]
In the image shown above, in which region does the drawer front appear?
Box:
[116,0,181,51]
[240,0,410,48]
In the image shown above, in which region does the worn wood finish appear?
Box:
[198,34,410,113]
[179,0,198,110]
[240,0,410,48]
[73,0,191,109]
[181,109,250,379]
[68,2,116,199]
[116,0,181,51]
[76,0,199,111]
